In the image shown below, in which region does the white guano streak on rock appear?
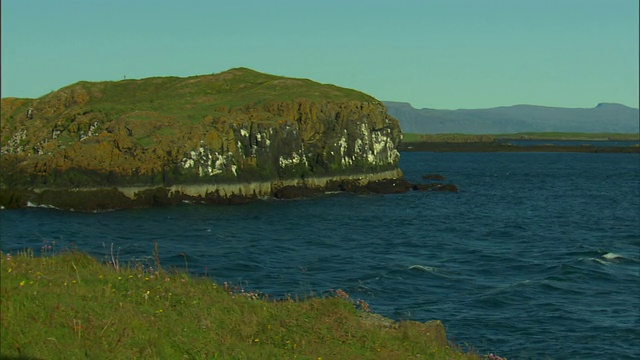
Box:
[338,131,351,167]
[278,147,308,168]
[370,131,387,164]
[279,153,299,168]
[236,141,244,157]
[1,129,27,155]
[181,146,235,177]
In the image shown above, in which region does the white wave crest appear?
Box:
[408,265,436,272]
[588,252,638,265]
[602,252,623,260]
[591,258,610,266]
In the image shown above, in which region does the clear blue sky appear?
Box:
[2,0,638,110]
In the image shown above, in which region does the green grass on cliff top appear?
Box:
[82,67,374,110]
[2,67,376,124]
[0,249,499,360]
[0,67,380,150]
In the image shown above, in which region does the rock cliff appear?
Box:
[1,68,403,210]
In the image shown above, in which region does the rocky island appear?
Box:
[1,68,411,211]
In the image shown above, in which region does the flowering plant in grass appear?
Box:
[222,281,266,300]
[329,288,372,312]
[486,353,507,360]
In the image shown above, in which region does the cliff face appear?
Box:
[1,68,403,210]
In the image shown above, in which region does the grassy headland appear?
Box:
[1,67,377,162]
[0,250,498,359]
[1,68,403,209]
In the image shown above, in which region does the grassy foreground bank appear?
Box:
[0,250,501,360]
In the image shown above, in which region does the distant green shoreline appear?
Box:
[402,132,639,143]
[399,132,639,153]
[398,142,639,153]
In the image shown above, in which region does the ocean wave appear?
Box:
[539,279,587,295]
[25,201,120,213]
[408,264,437,272]
[604,252,622,260]
[587,252,639,266]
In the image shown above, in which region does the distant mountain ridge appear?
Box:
[383,101,640,134]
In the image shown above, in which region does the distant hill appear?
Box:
[383,102,640,134]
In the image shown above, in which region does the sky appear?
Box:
[2,0,638,110]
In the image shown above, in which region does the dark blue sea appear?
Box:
[2,152,639,359]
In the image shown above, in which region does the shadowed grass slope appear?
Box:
[0,250,490,360]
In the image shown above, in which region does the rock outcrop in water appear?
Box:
[1,68,405,210]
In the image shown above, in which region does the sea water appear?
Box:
[1,151,639,359]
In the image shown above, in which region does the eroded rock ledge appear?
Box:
[1,170,410,211]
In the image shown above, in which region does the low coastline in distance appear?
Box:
[398,133,640,153]
[385,100,639,153]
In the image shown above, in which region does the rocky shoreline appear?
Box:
[0,169,459,211]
